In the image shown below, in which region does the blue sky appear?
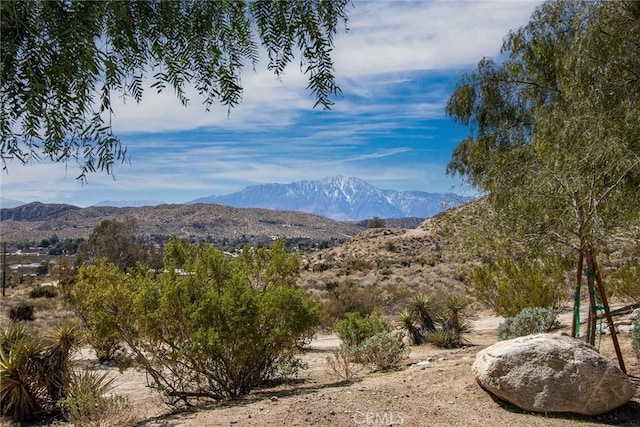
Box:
[0,1,542,208]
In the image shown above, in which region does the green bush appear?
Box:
[632,313,640,362]
[61,260,125,362]
[333,311,390,348]
[333,312,406,370]
[367,216,386,228]
[497,307,558,340]
[609,260,640,304]
[64,238,320,404]
[351,332,407,371]
[470,254,572,317]
[29,285,59,299]
[9,303,35,322]
[321,280,384,327]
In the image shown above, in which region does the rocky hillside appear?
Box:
[0,202,364,245]
[299,201,487,313]
[299,199,639,312]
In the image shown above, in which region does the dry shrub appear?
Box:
[59,370,137,427]
[325,345,363,382]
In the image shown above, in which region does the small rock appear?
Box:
[415,360,431,369]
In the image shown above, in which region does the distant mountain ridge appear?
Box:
[189,176,473,221]
[0,202,364,244]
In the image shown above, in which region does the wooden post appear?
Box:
[571,252,584,338]
[2,242,6,297]
[586,260,597,346]
[591,247,626,374]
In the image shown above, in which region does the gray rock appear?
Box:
[472,333,635,415]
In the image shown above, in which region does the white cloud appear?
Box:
[1,1,542,206]
[107,1,540,134]
[333,1,539,76]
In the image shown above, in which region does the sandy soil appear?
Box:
[89,313,640,427]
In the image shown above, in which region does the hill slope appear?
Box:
[0,202,363,245]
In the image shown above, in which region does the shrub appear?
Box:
[469,254,572,317]
[29,285,59,299]
[64,238,320,405]
[632,313,640,362]
[9,303,35,322]
[609,260,640,304]
[334,311,390,348]
[367,216,386,228]
[321,280,384,326]
[61,260,125,362]
[326,345,363,382]
[351,332,407,371]
[333,312,406,371]
[497,307,558,340]
[59,371,137,427]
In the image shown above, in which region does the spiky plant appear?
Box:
[60,370,137,427]
[444,294,468,332]
[410,293,435,333]
[0,322,84,422]
[397,309,425,345]
[0,324,46,422]
[41,322,84,404]
[430,295,472,349]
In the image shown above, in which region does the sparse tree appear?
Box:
[77,218,161,272]
[446,0,640,343]
[367,216,386,228]
[1,0,351,178]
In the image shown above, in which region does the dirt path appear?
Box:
[92,311,640,427]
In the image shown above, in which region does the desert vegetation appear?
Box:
[1,0,640,424]
[1,200,639,425]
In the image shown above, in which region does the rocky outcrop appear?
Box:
[472,333,635,415]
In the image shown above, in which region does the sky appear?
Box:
[0,0,543,208]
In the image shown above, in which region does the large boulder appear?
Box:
[473,333,636,415]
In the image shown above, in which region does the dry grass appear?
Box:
[0,281,76,330]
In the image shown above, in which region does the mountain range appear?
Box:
[188,176,473,221]
[2,176,472,220]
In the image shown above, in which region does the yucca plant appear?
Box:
[397,309,425,345]
[410,293,435,333]
[0,324,46,422]
[40,322,84,404]
[431,295,472,349]
[0,321,84,422]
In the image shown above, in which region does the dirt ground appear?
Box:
[85,312,640,427]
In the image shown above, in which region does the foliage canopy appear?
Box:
[1,0,350,178]
[446,1,640,319]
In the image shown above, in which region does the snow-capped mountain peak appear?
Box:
[188,176,473,221]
